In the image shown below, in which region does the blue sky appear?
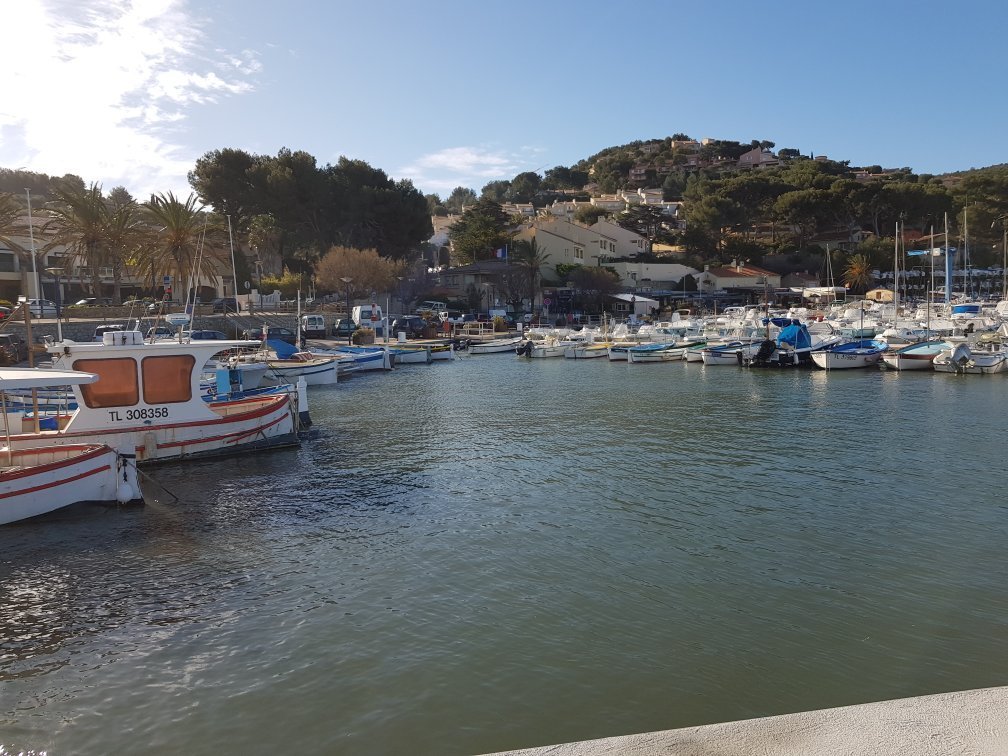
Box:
[4,0,1006,201]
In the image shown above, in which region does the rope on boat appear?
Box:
[135,466,179,505]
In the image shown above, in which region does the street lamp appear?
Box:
[340,276,353,345]
[992,216,1007,299]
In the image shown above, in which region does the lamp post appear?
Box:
[340,276,353,345]
[44,266,64,342]
[992,216,1007,299]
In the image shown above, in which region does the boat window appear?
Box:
[72,357,139,408]
[141,355,195,404]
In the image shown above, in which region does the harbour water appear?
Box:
[2,355,1007,754]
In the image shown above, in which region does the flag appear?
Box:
[495,246,507,259]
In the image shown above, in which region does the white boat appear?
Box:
[565,343,611,359]
[0,367,142,525]
[700,340,764,366]
[295,345,392,372]
[9,331,304,464]
[627,343,687,363]
[388,345,432,364]
[880,340,949,371]
[469,336,523,355]
[261,355,339,385]
[933,339,1008,374]
[0,443,141,525]
[810,339,887,370]
[516,337,566,358]
[429,343,455,361]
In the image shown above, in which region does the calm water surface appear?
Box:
[2,355,1008,754]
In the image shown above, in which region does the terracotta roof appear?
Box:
[706,265,776,278]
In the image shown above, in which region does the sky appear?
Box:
[4,0,1007,202]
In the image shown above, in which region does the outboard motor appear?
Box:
[517,340,533,357]
[754,339,777,364]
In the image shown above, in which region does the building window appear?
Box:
[0,253,15,273]
[574,247,584,261]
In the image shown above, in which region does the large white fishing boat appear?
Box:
[7,331,304,464]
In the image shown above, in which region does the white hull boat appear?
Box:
[388,346,432,364]
[0,444,140,525]
[11,332,304,464]
[810,339,887,370]
[565,343,610,359]
[880,340,949,371]
[627,344,686,363]
[261,356,339,385]
[470,337,522,354]
[933,341,1007,374]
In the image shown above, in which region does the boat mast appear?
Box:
[893,220,900,317]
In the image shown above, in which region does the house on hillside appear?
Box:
[738,147,779,170]
[589,220,648,259]
[696,262,781,295]
[513,219,618,280]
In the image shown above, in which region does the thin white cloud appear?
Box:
[0,0,258,197]
[399,146,545,196]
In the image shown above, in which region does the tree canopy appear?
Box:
[188,147,432,268]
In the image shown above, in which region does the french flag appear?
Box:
[495,245,507,259]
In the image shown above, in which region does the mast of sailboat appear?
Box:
[226,215,240,325]
[893,220,900,317]
[944,212,952,305]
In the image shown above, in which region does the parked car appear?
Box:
[390,315,427,338]
[26,299,57,318]
[212,297,239,313]
[187,329,229,340]
[332,318,355,338]
[242,326,298,345]
[0,305,11,320]
[0,333,28,363]
[146,326,174,339]
[73,297,113,306]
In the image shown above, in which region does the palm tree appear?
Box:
[511,237,551,310]
[0,192,28,256]
[143,192,223,300]
[43,183,110,297]
[843,253,874,293]
[104,196,148,304]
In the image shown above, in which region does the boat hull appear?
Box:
[470,337,522,354]
[10,394,300,464]
[0,444,140,525]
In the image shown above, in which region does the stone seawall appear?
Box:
[485,686,1008,756]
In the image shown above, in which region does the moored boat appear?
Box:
[9,331,304,464]
[0,366,142,525]
[933,339,1007,374]
[811,339,888,370]
[469,336,523,355]
[880,340,950,371]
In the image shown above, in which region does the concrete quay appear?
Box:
[485,686,1008,756]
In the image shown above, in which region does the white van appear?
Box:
[300,314,327,339]
[351,304,385,335]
